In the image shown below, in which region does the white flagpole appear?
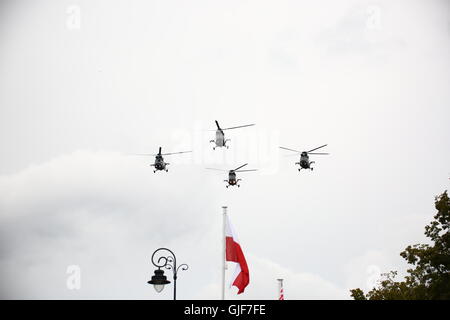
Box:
[221,206,228,300]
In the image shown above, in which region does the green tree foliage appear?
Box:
[350,190,450,300]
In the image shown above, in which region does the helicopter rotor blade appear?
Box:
[235,169,258,172]
[284,153,302,157]
[307,144,328,153]
[279,146,302,153]
[205,168,229,172]
[233,163,248,171]
[202,121,223,132]
[308,152,329,155]
[160,151,192,156]
[221,124,255,131]
[132,153,157,156]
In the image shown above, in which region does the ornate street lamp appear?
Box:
[148,268,170,293]
[147,248,188,300]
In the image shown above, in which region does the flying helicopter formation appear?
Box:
[136,120,329,187]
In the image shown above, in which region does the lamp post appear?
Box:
[147,247,188,300]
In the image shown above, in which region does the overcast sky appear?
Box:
[0,0,449,299]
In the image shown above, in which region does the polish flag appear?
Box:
[225,215,249,294]
[278,279,284,300]
[279,286,284,300]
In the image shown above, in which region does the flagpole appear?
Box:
[221,206,228,300]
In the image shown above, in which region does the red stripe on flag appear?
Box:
[226,236,249,294]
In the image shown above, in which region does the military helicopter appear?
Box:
[209,120,255,150]
[135,147,192,173]
[279,144,329,171]
[206,163,257,187]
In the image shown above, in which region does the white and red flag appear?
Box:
[278,279,284,300]
[224,214,249,294]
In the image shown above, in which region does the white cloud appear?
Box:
[196,254,347,300]
[344,249,395,292]
[0,150,349,299]
[0,150,218,298]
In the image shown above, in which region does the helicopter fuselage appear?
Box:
[211,130,230,149]
[153,155,168,172]
[225,171,241,187]
[296,152,315,171]
[299,153,310,169]
[216,130,225,146]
